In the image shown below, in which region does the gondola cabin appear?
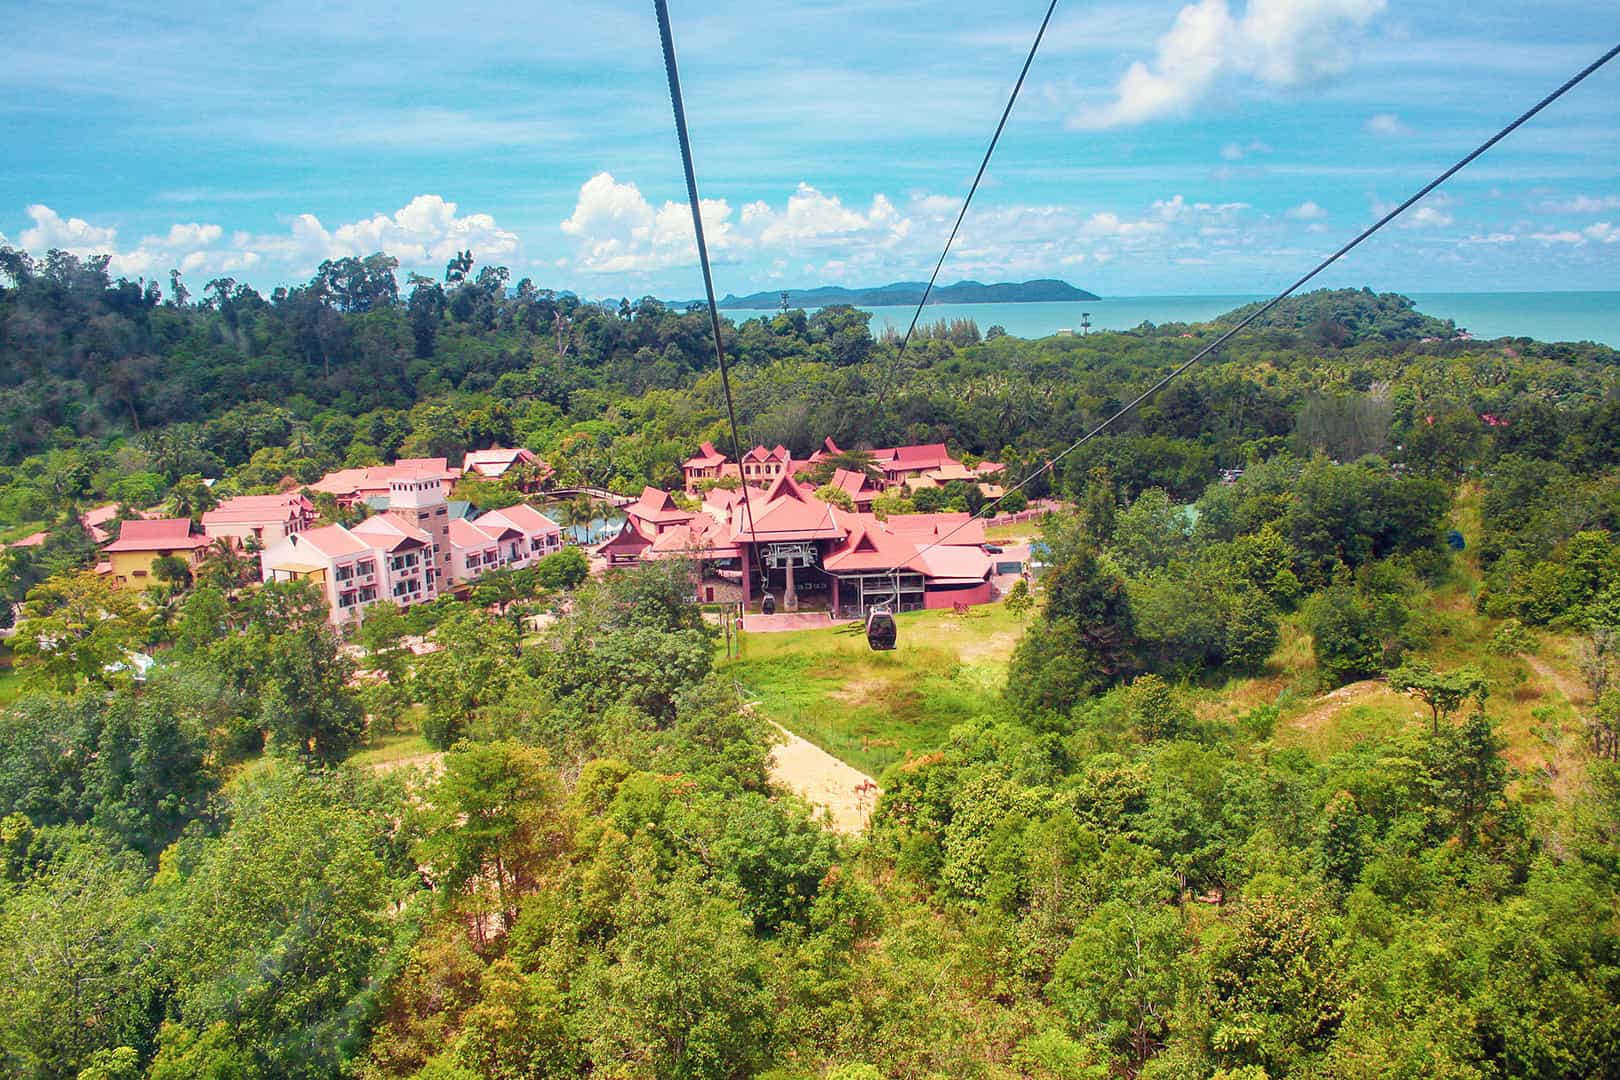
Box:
[866,606,897,651]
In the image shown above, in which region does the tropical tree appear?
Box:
[165,473,217,521]
[12,572,150,691]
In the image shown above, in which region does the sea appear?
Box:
[721,291,1620,347]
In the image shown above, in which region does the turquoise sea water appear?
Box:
[722,291,1620,347]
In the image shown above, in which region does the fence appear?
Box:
[981,499,1064,528]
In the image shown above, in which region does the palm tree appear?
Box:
[166,474,218,522]
[198,536,254,600]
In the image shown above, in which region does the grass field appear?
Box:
[0,645,23,706]
[725,604,1027,776]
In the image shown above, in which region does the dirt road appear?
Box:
[768,722,880,834]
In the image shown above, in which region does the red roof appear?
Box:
[462,447,541,478]
[351,513,431,551]
[875,443,957,471]
[683,440,728,468]
[103,518,210,552]
[6,530,48,549]
[829,468,879,500]
[598,520,651,557]
[627,486,695,527]
[476,503,561,537]
[884,512,987,547]
[731,474,845,542]
[202,493,313,525]
[646,514,741,560]
[742,443,792,463]
[301,526,369,559]
[281,524,373,560]
[449,518,506,549]
[309,459,460,497]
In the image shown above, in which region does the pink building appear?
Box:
[201,493,315,548]
[474,503,564,562]
[351,513,440,607]
[259,524,383,625]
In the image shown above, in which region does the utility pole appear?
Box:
[1081,312,1091,336]
[780,290,791,313]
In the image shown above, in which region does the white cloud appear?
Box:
[1584,222,1618,244]
[1072,0,1386,129]
[1528,229,1584,244]
[1221,142,1245,161]
[560,172,737,274]
[1461,232,1517,245]
[560,174,909,275]
[11,195,521,282]
[743,185,908,249]
[1406,206,1454,228]
[1364,112,1410,136]
[1537,194,1620,213]
[1286,200,1327,220]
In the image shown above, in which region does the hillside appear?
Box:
[713,277,1100,308]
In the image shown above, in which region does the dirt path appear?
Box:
[1526,654,1586,707]
[367,751,445,776]
[1291,679,1388,732]
[768,722,880,834]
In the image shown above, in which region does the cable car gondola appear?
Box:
[866,605,897,651]
[761,592,777,616]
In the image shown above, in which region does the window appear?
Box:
[335,564,355,582]
[467,554,481,569]
[356,560,375,576]
[357,586,377,603]
[436,507,447,516]
[338,591,356,608]
[132,569,147,577]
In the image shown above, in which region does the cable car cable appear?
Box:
[894,38,1620,568]
[653,0,767,591]
[892,0,1061,365]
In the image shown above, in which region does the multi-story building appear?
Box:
[102,518,213,587]
[201,493,315,549]
[260,524,383,624]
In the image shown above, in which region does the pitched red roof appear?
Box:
[476,503,561,537]
[202,493,313,525]
[884,512,988,547]
[731,474,845,542]
[829,468,879,499]
[282,524,373,560]
[684,440,728,468]
[646,514,741,560]
[103,518,210,552]
[351,513,431,551]
[448,518,503,550]
[627,486,695,527]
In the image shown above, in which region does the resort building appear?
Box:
[474,503,565,562]
[308,458,461,506]
[201,493,315,548]
[259,524,384,625]
[722,473,995,615]
[462,447,550,489]
[681,441,728,493]
[103,518,212,587]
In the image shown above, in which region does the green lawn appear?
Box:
[0,644,23,706]
[724,604,1026,776]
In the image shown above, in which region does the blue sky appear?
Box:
[2,0,1616,297]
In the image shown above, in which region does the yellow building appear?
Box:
[102,518,212,586]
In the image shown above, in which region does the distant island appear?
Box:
[708,278,1100,310]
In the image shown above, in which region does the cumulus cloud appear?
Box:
[1537,194,1620,213]
[1072,0,1386,129]
[560,172,737,274]
[10,195,520,282]
[559,174,909,274]
[1364,112,1409,136]
[1286,200,1327,220]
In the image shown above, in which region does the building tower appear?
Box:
[387,475,452,593]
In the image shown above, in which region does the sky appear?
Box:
[1,0,1617,298]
